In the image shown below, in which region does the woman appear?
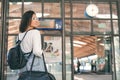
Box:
[18,10,45,73]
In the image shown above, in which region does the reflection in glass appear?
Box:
[44,3,61,18]
[0,19,1,36]
[65,3,71,18]
[0,2,1,16]
[97,3,110,14]
[8,19,20,34]
[24,2,41,14]
[7,36,17,50]
[43,36,62,80]
[65,37,72,80]
[113,20,118,34]
[65,20,91,34]
[73,20,91,33]
[93,20,111,34]
[73,3,87,18]
[73,36,112,80]
[9,2,22,17]
[114,36,120,80]
[7,36,19,80]
[112,3,117,19]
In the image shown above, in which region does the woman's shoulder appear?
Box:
[29,29,40,34]
[30,29,39,32]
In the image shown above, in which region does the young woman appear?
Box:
[18,10,45,73]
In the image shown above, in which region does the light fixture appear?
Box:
[73,44,82,47]
[100,43,104,46]
[36,13,50,17]
[10,2,32,5]
[95,14,117,19]
[73,40,87,45]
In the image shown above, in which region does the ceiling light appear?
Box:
[74,76,84,80]
[88,55,98,59]
[100,43,104,46]
[96,14,117,19]
[96,38,101,41]
[73,40,87,45]
[73,44,82,47]
[10,2,32,5]
[36,13,50,17]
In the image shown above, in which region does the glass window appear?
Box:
[73,20,91,34]
[43,36,62,80]
[93,20,111,34]
[95,3,110,19]
[65,20,70,32]
[8,19,20,34]
[113,20,118,34]
[114,36,120,80]
[44,3,61,18]
[73,3,87,18]
[98,3,110,14]
[24,2,41,14]
[65,3,71,18]
[7,36,17,50]
[112,3,118,19]
[0,19,1,65]
[4,0,120,80]
[65,37,72,80]
[7,36,19,80]
[0,19,1,38]
[9,2,22,17]
[0,2,1,16]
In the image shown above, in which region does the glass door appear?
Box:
[42,35,63,80]
[113,36,120,80]
[41,35,72,80]
[73,36,112,80]
[6,0,64,80]
[1,0,120,80]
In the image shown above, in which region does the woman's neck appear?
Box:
[26,26,33,31]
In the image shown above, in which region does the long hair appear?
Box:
[19,10,35,32]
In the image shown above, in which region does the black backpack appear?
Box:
[7,31,32,70]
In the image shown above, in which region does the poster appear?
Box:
[43,37,62,63]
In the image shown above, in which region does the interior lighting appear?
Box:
[36,13,50,17]
[96,14,117,19]
[73,40,87,45]
[100,43,104,46]
[74,76,85,80]
[73,44,82,47]
[10,2,32,5]
[88,54,98,59]
[96,38,101,41]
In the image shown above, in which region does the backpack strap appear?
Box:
[17,30,32,59]
[17,31,29,44]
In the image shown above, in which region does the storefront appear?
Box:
[0,0,120,80]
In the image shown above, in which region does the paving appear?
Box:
[6,71,112,80]
[7,74,112,80]
[74,72,112,80]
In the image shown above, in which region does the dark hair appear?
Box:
[19,10,35,32]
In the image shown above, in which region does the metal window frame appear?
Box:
[0,0,120,80]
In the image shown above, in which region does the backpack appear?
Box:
[7,31,32,70]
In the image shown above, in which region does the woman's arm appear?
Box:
[32,30,43,57]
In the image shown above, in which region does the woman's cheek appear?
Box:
[36,21,40,26]
[33,21,40,27]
